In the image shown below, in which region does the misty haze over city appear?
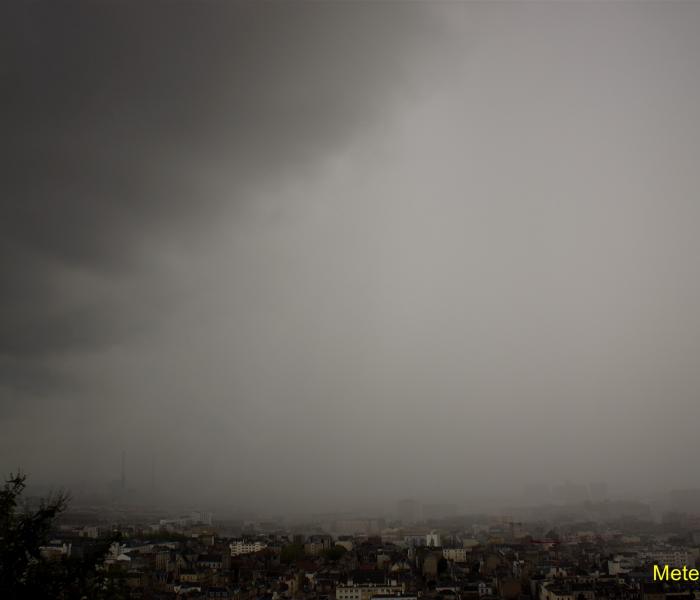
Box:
[3,2,700,518]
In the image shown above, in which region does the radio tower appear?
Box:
[121,450,126,491]
[151,452,155,494]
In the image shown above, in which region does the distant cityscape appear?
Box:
[35,484,700,598]
[5,0,700,598]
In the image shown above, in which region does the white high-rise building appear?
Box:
[230,539,267,556]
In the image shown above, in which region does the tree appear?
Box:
[280,543,306,564]
[321,545,347,561]
[0,472,68,595]
[0,471,127,599]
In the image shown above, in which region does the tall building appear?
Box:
[191,511,213,526]
[230,539,267,556]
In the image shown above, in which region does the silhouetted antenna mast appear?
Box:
[121,450,126,491]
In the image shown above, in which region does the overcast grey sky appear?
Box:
[2,1,700,513]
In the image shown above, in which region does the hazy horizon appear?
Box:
[3,2,700,515]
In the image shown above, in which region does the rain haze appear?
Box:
[3,2,700,516]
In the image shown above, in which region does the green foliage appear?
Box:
[322,545,347,561]
[280,543,306,563]
[0,471,128,599]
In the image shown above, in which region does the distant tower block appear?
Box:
[121,450,126,490]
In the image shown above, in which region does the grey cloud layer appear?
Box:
[3,2,700,511]
[2,2,442,357]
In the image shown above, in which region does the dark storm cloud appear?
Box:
[1,2,443,358]
[0,355,74,398]
[4,1,700,510]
